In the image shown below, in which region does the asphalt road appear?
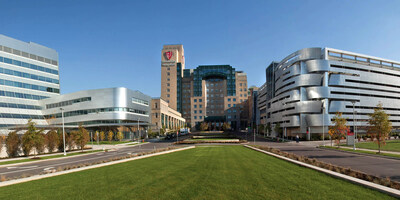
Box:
[236,132,400,182]
[0,141,175,180]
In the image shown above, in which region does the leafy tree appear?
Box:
[0,135,4,154]
[117,131,124,141]
[329,112,349,148]
[266,123,272,136]
[21,120,44,157]
[99,131,105,141]
[160,125,166,135]
[94,131,99,142]
[367,103,392,153]
[57,128,65,152]
[6,131,20,157]
[107,130,114,141]
[258,124,265,135]
[200,122,208,131]
[274,123,283,137]
[222,122,231,131]
[66,132,75,151]
[72,125,90,151]
[46,130,59,153]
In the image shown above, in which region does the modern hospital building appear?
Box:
[0,35,153,138]
[258,47,400,140]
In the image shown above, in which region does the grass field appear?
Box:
[321,146,400,159]
[352,140,400,152]
[0,150,103,166]
[0,146,394,199]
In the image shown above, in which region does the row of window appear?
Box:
[0,113,44,119]
[0,56,58,75]
[0,90,49,100]
[193,99,203,103]
[0,66,59,84]
[63,120,138,126]
[132,97,149,106]
[45,107,148,119]
[0,45,58,66]
[0,78,59,93]
[46,97,91,109]
[0,102,42,110]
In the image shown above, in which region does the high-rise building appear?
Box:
[160,45,185,112]
[160,45,250,130]
[0,34,60,129]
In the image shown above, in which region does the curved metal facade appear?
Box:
[39,87,151,127]
[267,47,400,138]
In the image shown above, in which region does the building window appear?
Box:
[194,116,197,119]
[167,67,170,70]
[194,105,197,108]
[194,99,197,102]
[167,72,170,76]
[228,98,231,102]
[167,83,170,86]
[199,99,202,102]
[199,116,202,119]
[155,103,158,109]
[199,110,202,113]
[167,94,170,97]
[233,98,236,102]
[228,104,231,107]
[199,105,202,108]
[194,110,197,114]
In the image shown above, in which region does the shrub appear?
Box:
[6,131,20,157]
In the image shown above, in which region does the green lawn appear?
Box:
[0,150,103,166]
[352,140,400,152]
[321,146,400,159]
[0,146,394,200]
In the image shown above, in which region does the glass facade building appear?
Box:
[0,34,59,130]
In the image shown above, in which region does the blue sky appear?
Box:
[1,0,400,97]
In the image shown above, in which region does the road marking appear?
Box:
[6,166,38,169]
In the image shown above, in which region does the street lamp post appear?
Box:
[322,100,326,147]
[351,101,356,150]
[60,108,66,156]
[137,118,140,143]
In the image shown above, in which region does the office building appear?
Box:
[261,47,400,140]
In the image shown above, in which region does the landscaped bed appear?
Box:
[0,146,395,199]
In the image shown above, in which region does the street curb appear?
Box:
[0,148,95,162]
[244,145,400,199]
[0,146,195,188]
[318,147,400,161]
[0,150,104,168]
